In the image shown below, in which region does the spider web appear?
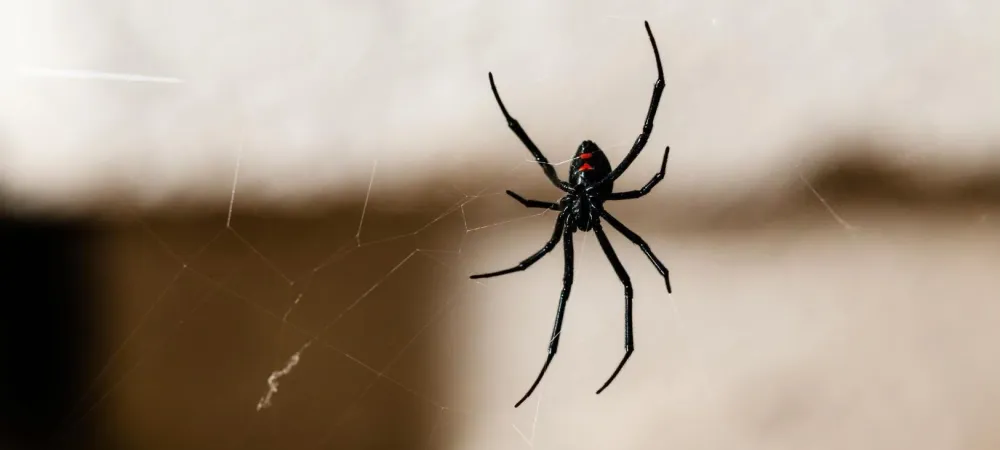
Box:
[55,130,979,450]
[14,23,1000,450]
[4,11,710,449]
[44,110,697,450]
[11,66,1000,449]
[29,118,1000,450]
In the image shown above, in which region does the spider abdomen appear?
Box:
[569,141,614,196]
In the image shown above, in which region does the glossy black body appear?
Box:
[567,141,613,232]
[471,21,674,408]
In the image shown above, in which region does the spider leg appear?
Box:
[600,210,672,293]
[469,210,568,279]
[592,221,634,395]
[506,190,560,210]
[488,73,571,192]
[593,21,665,191]
[608,146,670,201]
[515,223,575,408]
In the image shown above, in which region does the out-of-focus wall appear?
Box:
[2,1,999,449]
[2,0,999,210]
[9,154,999,450]
[453,162,1000,450]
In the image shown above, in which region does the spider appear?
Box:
[470,21,673,408]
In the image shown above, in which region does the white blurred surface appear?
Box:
[2,0,1000,210]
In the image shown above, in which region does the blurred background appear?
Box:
[2,1,1000,449]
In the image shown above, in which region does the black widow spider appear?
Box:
[470,21,673,408]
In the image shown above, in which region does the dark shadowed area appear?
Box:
[0,216,105,450]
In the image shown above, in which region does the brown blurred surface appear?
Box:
[6,146,999,450]
[52,203,470,450]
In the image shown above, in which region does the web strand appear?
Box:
[71,152,592,448]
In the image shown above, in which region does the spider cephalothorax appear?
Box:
[471,21,673,408]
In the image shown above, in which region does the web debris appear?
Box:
[257,342,310,411]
